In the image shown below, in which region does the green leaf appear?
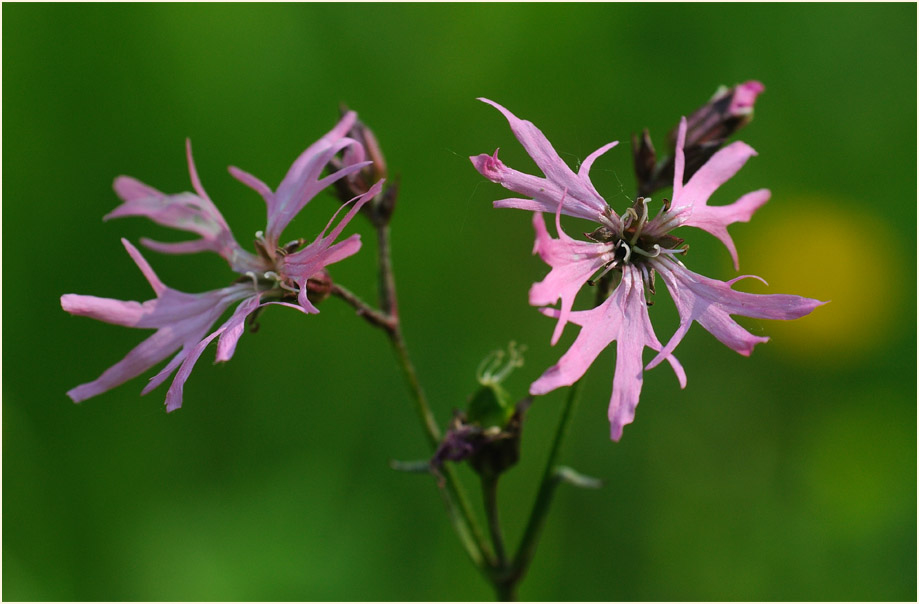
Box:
[388,459,433,474]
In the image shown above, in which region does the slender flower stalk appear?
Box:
[326,145,496,574]
[505,380,582,599]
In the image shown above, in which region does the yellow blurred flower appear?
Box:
[740,196,900,362]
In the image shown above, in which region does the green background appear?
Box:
[3,4,916,601]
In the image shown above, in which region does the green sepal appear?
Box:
[466,381,514,429]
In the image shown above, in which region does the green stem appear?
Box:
[508,382,582,586]
[494,579,517,602]
[482,474,508,567]
[329,283,394,332]
[388,321,498,572]
[436,475,486,571]
[375,223,398,321]
[373,220,495,570]
[388,323,441,448]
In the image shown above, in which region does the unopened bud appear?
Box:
[376,179,399,224]
[430,398,531,480]
[430,344,529,478]
[669,81,765,181]
[330,106,396,224]
[631,128,657,195]
[634,81,765,197]
[331,106,387,192]
[304,269,332,304]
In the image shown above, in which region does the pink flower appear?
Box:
[472,99,824,441]
[63,113,382,411]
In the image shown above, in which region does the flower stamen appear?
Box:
[628,197,651,245]
[244,271,260,290]
[614,240,632,265]
[631,243,661,258]
[588,253,621,286]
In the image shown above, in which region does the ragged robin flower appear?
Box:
[471,98,824,441]
[62,112,382,411]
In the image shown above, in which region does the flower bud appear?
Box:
[304,269,333,304]
[348,114,388,187]
[330,107,387,190]
[329,106,398,225]
[631,128,657,195]
[431,399,531,480]
[431,344,528,478]
[634,81,765,197]
[669,81,764,180]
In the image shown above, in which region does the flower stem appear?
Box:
[373,221,496,570]
[507,382,582,588]
[481,474,508,567]
[334,209,496,575]
[375,223,398,322]
[388,320,441,447]
[329,283,395,332]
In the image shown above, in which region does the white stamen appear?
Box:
[476,342,525,385]
[592,260,619,284]
[631,243,661,258]
[629,198,651,245]
[492,342,525,383]
[622,207,638,231]
[657,246,688,257]
[477,349,505,382]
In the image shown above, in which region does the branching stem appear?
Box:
[333,198,494,576]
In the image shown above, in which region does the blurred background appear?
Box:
[3,4,916,601]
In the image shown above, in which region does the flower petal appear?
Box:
[107,146,259,274]
[471,99,618,225]
[64,245,253,403]
[657,121,769,267]
[163,294,262,412]
[281,182,381,313]
[142,348,188,395]
[671,140,759,217]
[280,111,358,195]
[61,294,149,327]
[529,207,612,345]
[257,113,374,246]
[685,188,771,270]
[530,266,684,441]
[215,295,262,362]
[67,328,187,403]
[672,117,688,200]
[646,257,826,370]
